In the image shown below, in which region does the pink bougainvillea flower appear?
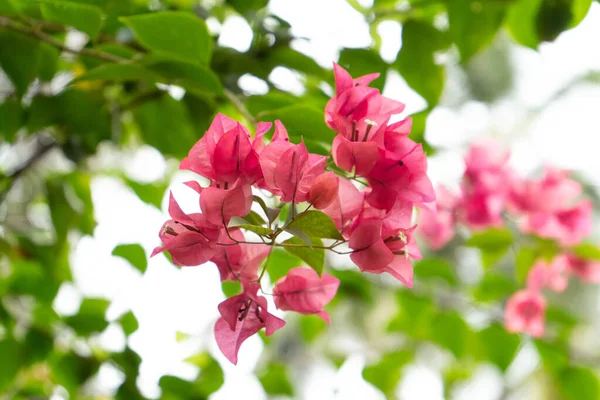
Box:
[565,253,600,284]
[331,134,380,176]
[509,168,582,214]
[257,120,293,195]
[308,171,339,210]
[214,282,285,365]
[325,64,404,142]
[151,192,220,266]
[211,228,270,282]
[349,219,421,287]
[273,267,340,323]
[260,134,327,203]
[322,178,364,235]
[526,256,569,293]
[417,186,461,249]
[519,199,592,246]
[325,64,408,175]
[365,138,435,211]
[180,113,271,186]
[460,188,505,230]
[197,179,253,227]
[505,290,546,338]
[353,197,414,233]
[464,139,510,186]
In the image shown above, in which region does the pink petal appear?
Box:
[214,315,262,365]
[274,143,309,203]
[349,220,394,272]
[332,135,379,175]
[200,183,253,226]
[308,172,339,210]
[385,256,414,287]
[333,62,354,94]
[217,293,246,331]
[274,267,340,314]
[152,231,215,266]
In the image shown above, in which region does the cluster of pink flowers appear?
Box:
[417,140,597,337]
[152,64,435,364]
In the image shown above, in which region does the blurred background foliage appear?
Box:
[0,0,599,399]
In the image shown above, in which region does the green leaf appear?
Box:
[23,327,53,365]
[505,0,542,48]
[8,260,58,303]
[388,291,435,339]
[52,352,101,394]
[46,179,77,243]
[536,0,573,42]
[466,228,513,249]
[268,48,326,78]
[0,31,41,98]
[41,1,104,39]
[186,353,224,397]
[221,280,241,297]
[363,351,412,397]
[473,272,516,302]
[258,105,334,153]
[447,0,506,62]
[252,195,281,225]
[557,367,600,400]
[125,178,167,208]
[287,210,343,240]
[333,269,373,303]
[0,339,22,391]
[227,0,268,14]
[466,228,513,267]
[243,210,266,225]
[338,48,388,91]
[515,247,537,283]
[431,312,471,358]
[570,0,593,26]
[73,63,163,83]
[246,92,297,116]
[65,298,110,336]
[231,223,274,236]
[283,236,325,276]
[0,0,18,14]
[478,323,520,371]
[134,94,197,158]
[413,258,457,285]
[258,362,294,396]
[534,339,569,374]
[0,98,24,142]
[572,242,600,260]
[119,311,139,336]
[300,314,327,342]
[112,243,148,274]
[265,249,301,283]
[121,11,212,65]
[396,21,447,106]
[145,58,224,96]
[57,89,111,155]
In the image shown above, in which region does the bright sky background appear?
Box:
[47,2,600,399]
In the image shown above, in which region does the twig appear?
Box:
[0,16,127,63]
[224,88,258,127]
[0,137,57,204]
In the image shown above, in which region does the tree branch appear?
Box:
[0,137,57,203]
[224,88,258,127]
[0,16,127,63]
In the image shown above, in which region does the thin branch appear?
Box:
[0,16,127,63]
[0,137,57,204]
[224,88,258,127]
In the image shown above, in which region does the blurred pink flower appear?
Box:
[505,290,546,338]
